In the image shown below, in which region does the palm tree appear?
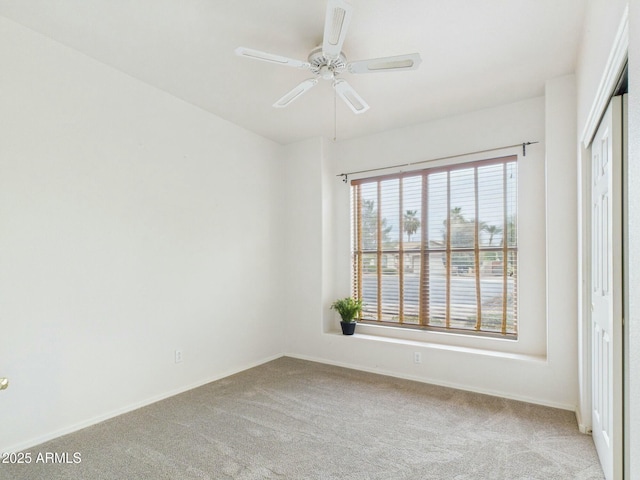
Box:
[445,207,474,247]
[403,210,420,242]
[443,207,475,273]
[504,215,517,246]
[361,199,392,250]
[482,224,503,246]
[449,206,464,222]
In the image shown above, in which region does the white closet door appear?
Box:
[591,96,623,480]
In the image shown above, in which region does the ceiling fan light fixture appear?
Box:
[236,0,418,114]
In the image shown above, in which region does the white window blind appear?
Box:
[351,155,518,337]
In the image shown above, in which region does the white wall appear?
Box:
[0,18,285,452]
[284,93,581,410]
[576,0,629,136]
[544,74,580,408]
[281,137,326,338]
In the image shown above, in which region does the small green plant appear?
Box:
[330,297,363,323]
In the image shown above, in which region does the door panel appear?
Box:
[591,96,623,480]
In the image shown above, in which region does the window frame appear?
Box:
[350,155,518,339]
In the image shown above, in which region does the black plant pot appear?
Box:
[340,321,356,335]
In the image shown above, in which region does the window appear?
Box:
[351,155,518,337]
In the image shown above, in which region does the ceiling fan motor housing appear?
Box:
[308,46,346,79]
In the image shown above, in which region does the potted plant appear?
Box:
[331,296,363,335]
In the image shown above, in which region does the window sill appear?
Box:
[327,326,547,364]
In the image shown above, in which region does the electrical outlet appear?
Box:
[413,352,422,364]
[175,350,183,364]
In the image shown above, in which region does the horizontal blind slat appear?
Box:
[352,155,517,337]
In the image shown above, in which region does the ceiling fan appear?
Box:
[235,0,421,114]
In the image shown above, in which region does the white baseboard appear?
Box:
[3,353,283,454]
[575,409,592,435]
[284,352,577,412]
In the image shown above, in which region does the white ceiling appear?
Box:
[0,0,587,145]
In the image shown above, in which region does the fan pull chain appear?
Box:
[333,86,337,142]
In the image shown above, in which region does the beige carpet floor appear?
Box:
[1,357,604,479]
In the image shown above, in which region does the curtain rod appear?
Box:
[336,141,538,183]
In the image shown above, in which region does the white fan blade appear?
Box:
[333,79,369,114]
[322,0,353,60]
[273,78,319,108]
[235,47,310,69]
[348,53,422,74]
